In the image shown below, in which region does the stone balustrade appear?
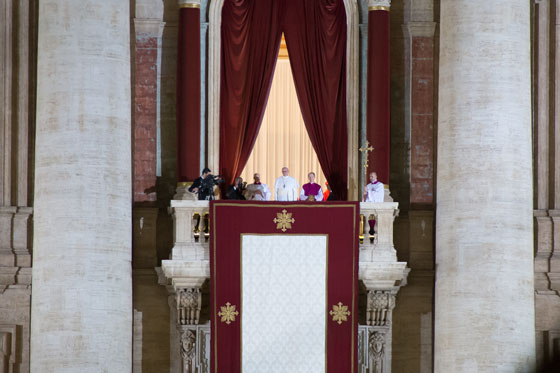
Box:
[160,199,409,373]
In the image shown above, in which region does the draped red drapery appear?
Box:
[219,0,348,200]
[283,0,348,200]
[219,0,283,186]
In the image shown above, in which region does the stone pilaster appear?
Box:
[133,15,165,203]
[435,0,535,371]
[30,1,132,370]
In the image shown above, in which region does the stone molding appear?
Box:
[0,206,32,291]
[133,18,165,37]
[0,324,17,372]
[403,21,437,38]
[534,209,560,293]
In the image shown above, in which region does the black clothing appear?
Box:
[189,177,212,200]
[226,184,246,200]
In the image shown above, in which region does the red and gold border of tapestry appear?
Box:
[210,201,359,373]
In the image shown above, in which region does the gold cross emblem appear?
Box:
[273,209,295,232]
[359,140,375,173]
[218,302,239,324]
[329,302,351,324]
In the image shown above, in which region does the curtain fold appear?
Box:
[219,0,283,186]
[283,0,348,200]
[240,58,327,196]
[219,0,347,199]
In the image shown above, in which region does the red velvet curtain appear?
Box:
[283,0,348,200]
[219,0,283,186]
[220,0,348,200]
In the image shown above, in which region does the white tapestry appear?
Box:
[241,234,327,373]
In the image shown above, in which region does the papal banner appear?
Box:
[210,201,359,373]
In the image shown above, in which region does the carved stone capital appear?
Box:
[366,291,396,326]
[177,288,202,325]
[178,0,201,9]
[368,0,391,11]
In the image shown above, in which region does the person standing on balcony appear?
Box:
[363,171,384,236]
[363,172,384,203]
[274,166,299,201]
[300,172,323,201]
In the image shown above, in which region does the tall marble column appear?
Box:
[435,0,535,371]
[31,1,132,371]
[176,0,201,182]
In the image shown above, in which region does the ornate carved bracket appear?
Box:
[367,290,396,326]
[177,287,202,325]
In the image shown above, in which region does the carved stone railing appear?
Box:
[159,199,409,373]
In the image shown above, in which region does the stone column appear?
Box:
[435,0,535,371]
[176,0,201,183]
[31,1,132,371]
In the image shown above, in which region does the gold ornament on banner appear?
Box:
[218,302,239,325]
[273,209,295,232]
[330,302,351,324]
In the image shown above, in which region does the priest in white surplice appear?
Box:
[274,167,299,201]
[244,173,271,201]
[363,172,384,202]
[363,171,384,235]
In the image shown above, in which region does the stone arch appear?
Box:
[207,0,359,200]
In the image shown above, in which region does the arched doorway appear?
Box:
[207,0,360,200]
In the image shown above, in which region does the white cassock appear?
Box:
[244,183,271,201]
[274,176,299,201]
[364,181,384,202]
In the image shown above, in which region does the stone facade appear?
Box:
[0,0,558,371]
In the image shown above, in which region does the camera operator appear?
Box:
[189,167,213,200]
[226,177,246,200]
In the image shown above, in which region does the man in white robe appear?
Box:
[274,166,299,201]
[363,172,384,202]
[363,172,384,236]
[244,173,271,201]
